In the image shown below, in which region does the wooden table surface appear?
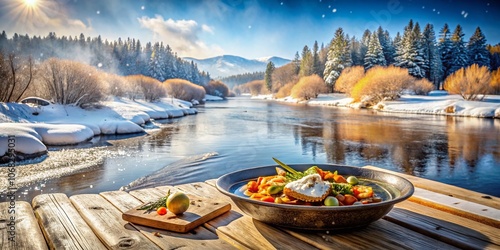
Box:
[1,166,499,249]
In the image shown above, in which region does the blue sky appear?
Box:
[0,0,498,59]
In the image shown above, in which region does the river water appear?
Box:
[5,96,500,201]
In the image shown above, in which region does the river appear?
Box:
[4,96,500,201]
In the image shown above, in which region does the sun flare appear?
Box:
[24,0,38,7]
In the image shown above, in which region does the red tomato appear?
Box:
[343,194,358,205]
[352,185,374,199]
[260,196,275,203]
[247,181,259,192]
[257,177,264,186]
[157,207,167,215]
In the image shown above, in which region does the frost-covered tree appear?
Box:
[438,24,453,77]
[148,42,167,81]
[323,28,352,92]
[393,32,402,62]
[360,30,371,61]
[377,27,395,65]
[467,27,490,68]
[422,24,443,87]
[449,24,468,75]
[364,32,386,70]
[395,20,426,78]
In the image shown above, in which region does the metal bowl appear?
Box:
[216,164,414,230]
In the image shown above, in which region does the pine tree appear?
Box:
[439,24,453,77]
[349,36,363,66]
[312,41,321,76]
[395,20,426,78]
[393,32,402,64]
[364,32,386,70]
[323,28,352,92]
[422,24,443,87]
[448,24,468,75]
[467,27,490,68]
[360,29,371,61]
[265,61,275,92]
[299,45,313,77]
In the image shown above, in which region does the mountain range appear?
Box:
[183,55,291,78]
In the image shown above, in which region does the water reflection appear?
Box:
[4,97,500,201]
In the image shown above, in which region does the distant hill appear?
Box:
[183,55,291,78]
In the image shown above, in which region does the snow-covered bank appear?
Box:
[262,92,500,119]
[0,97,198,160]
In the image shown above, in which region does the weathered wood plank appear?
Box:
[411,187,500,228]
[363,166,500,209]
[32,193,106,249]
[0,201,47,249]
[115,189,236,249]
[69,194,160,249]
[286,219,459,250]
[392,201,500,249]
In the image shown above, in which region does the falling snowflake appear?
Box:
[280,2,283,5]
[141,6,145,10]
[422,6,425,9]
[433,8,436,11]
[437,11,440,14]
[96,10,100,14]
[461,10,465,15]
[322,14,325,18]
[464,13,468,18]
[98,63,103,68]
[332,8,337,13]
[248,25,252,29]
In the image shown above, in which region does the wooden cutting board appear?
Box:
[122,194,231,233]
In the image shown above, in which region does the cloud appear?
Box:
[0,0,92,37]
[137,15,223,58]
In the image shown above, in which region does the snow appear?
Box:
[204,94,224,101]
[0,96,199,158]
[282,91,500,118]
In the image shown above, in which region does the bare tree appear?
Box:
[0,52,36,102]
[126,75,166,102]
[37,58,104,107]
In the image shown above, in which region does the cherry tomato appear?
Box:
[157,207,167,215]
[260,196,275,203]
[352,185,374,199]
[247,181,259,192]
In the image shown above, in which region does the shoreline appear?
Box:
[253,91,500,119]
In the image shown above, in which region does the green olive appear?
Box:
[324,196,339,206]
[267,185,284,195]
[347,176,359,185]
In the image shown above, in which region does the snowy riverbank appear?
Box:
[0,96,201,160]
[255,91,500,119]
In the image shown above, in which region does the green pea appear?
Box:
[324,196,339,206]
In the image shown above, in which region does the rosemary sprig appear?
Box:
[138,190,171,211]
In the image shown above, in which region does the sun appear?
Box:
[23,0,38,8]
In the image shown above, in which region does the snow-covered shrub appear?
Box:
[275,82,295,99]
[350,66,414,106]
[164,78,206,102]
[290,74,328,101]
[37,58,105,107]
[334,66,365,95]
[410,78,435,95]
[126,75,166,102]
[444,64,491,101]
[204,80,229,98]
[490,69,500,95]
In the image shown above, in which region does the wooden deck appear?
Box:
[1,166,499,249]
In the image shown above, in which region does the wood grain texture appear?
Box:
[363,165,500,209]
[392,201,500,249]
[32,193,106,250]
[0,201,47,250]
[101,190,236,249]
[69,194,160,249]
[122,194,231,233]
